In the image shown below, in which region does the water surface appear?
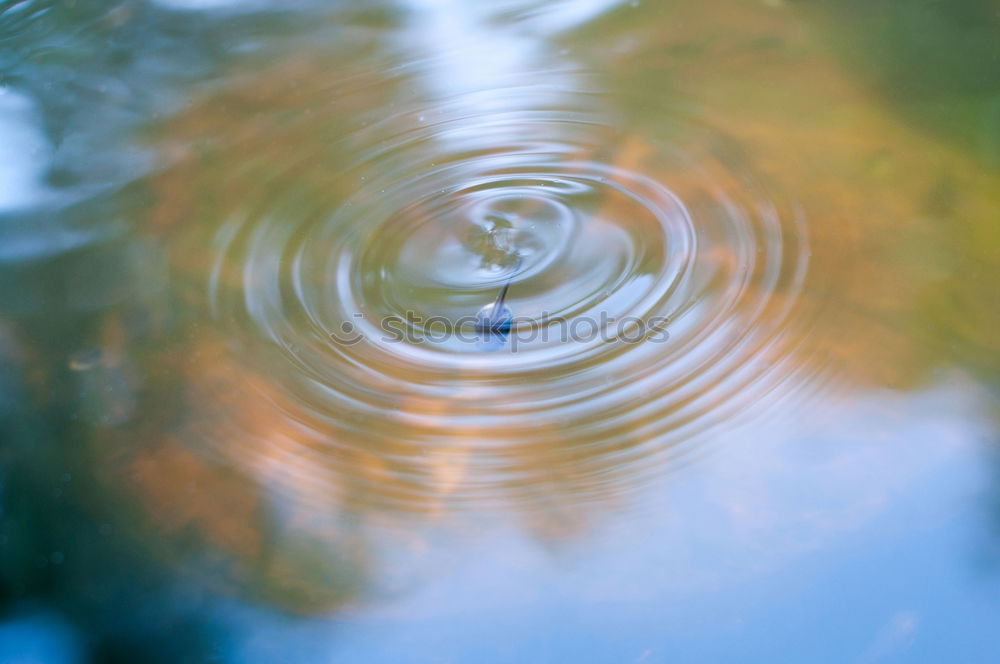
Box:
[1,0,998,662]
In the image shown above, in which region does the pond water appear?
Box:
[1,0,998,662]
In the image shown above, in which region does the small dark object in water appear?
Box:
[475,257,520,335]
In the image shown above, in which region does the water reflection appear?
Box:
[1,0,999,661]
[152,1,813,516]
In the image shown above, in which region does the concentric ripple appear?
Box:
[175,77,810,511]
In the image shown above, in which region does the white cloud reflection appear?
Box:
[219,375,999,663]
[0,90,50,212]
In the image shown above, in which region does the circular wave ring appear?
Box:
[192,106,809,510]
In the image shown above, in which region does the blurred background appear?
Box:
[0,0,998,662]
